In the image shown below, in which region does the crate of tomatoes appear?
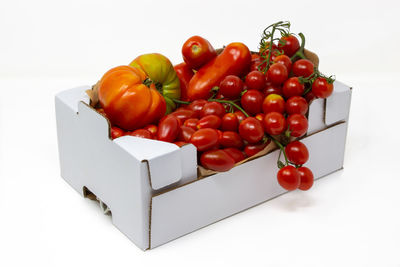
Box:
[55,21,351,250]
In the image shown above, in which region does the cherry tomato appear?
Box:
[312,77,334,98]
[219,75,244,99]
[267,63,288,85]
[171,108,195,124]
[277,165,300,190]
[129,129,153,139]
[200,149,235,172]
[263,82,283,97]
[255,113,265,123]
[287,114,308,137]
[259,43,280,63]
[245,70,266,91]
[177,125,196,142]
[244,142,268,157]
[200,101,226,118]
[111,126,125,139]
[241,90,264,115]
[278,35,300,57]
[223,148,246,163]
[157,115,180,142]
[188,99,208,118]
[220,131,244,149]
[250,54,265,72]
[143,124,158,137]
[285,141,309,165]
[174,141,187,147]
[292,59,314,78]
[239,117,264,144]
[273,54,292,72]
[282,77,305,99]
[262,94,285,114]
[182,35,217,69]
[190,128,219,151]
[234,111,246,124]
[304,91,316,103]
[263,112,286,135]
[197,115,222,129]
[298,166,314,191]
[285,96,308,115]
[221,113,239,131]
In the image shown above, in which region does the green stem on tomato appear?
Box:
[208,98,250,118]
[269,135,289,165]
[290,32,306,61]
[172,99,191,105]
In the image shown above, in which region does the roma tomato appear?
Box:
[262,94,285,114]
[277,165,300,191]
[241,90,264,115]
[200,101,226,118]
[245,70,266,91]
[174,141,187,147]
[285,96,308,115]
[183,118,199,131]
[263,82,283,97]
[298,166,314,191]
[174,62,194,101]
[188,99,208,118]
[157,115,180,142]
[223,148,246,163]
[267,63,288,85]
[273,54,292,72]
[312,77,334,98]
[282,77,305,98]
[111,126,125,139]
[263,112,286,135]
[234,111,246,124]
[221,113,239,131]
[285,141,309,165]
[190,128,219,151]
[220,131,244,149]
[278,34,300,57]
[129,129,153,139]
[182,36,217,69]
[287,114,308,137]
[239,117,264,144]
[197,115,222,129]
[292,59,314,78]
[143,124,158,137]
[219,75,244,99]
[177,125,195,142]
[171,108,195,124]
[244,141,269,157]
[200,149,235,172]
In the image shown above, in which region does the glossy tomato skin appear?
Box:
[174,141,187,147]
[250,54,265,71]
[263,112,286,135]
[111,126,125,139]
[285,141,309,165]
[171,108,195,124]
[157,115,180,142]
[273,54,292,72]
[220,131,244,149]
[200,149,235,172]
[282,77,305,98]
[143,124,158,137]
[182,36,217,69]
[234,111,246,124]
[263,82,283,97]
[244,142,268,157]
[278,35,300,57]
[267,63,288,85]
[241,90,264,115]
[183,118,199,131]
[223,148,246,163]
[287,114,308,137]
[245,70,266,91]
[200,101,226,118]
[298,166,314,190]
[197,115,222,129]
[277,165,300,190]
[255,113,265,123]
[177,125,195,142]
[221,113,239,131]
[285,96,308,115]
[239,117,264,144]
[188,99,208,118]
[129,129,153,139]
[219,75,244,99]
[262,94,285,114]
[312,77,334,98]
[292,59,314,78]
[190,128,220,151]
[304,91,316,104]
[174,62,194,101]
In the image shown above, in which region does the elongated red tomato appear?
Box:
[200,149,235,172]
[157,115,180,142]
[174,62,194,101]
[190,128,219,151]
[223,148,246,163]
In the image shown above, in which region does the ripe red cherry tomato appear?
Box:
[262,94,285,114]
[197,115,222,129]
[298,166,314,190]
[182,35,217,69]
[278,34,300,57]
[255,113,265,123]
[220,131,244,149]
[285,96,308,115]
[267,63,288,85]
[292,59,314,78]
[171,108,195,124]
[245,70,266,91]
[282,77,305,98]
[241,89,264,115]
[304,91,316,103]
[263,112,286,135]
[177,125,195,142]
[263,82,283,97]
[157,115,180,142]
[244,142,268,157]
[239,117,264,144]
[219,75,244,99]
[287,114,308,137]
[273,54,292,72]
[234,111,246,123]
[250,54,265,72]
[200,149,235,172]
[285,141,309,165]
[190,128,219,151]
[111,126,125,139]
[312,77,334,98]
[188,99,208,118]
[183,118,199,131]
[223,148,245,163]
[277,165,300,190]
[200,101,226,118]
[221,113,239,131]
[143,124,158,137]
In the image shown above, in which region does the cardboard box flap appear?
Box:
[114,136,183,190]
[55,86,90,113]
[325,81,352,125]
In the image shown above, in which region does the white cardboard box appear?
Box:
[55,81,351,250]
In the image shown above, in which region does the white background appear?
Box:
[1,0,400,266]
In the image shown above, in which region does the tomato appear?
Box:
[234,111,246,124]
[312,77,334,98]
[174,62,194,101]
[221,113,239,131]
[304,91,316,103]
[262,94,285,114]
[285,96,308,115]
[250,54,265,72]
[298,166,314,191]
[285,141,309,165]
[244,142,269,157]
[129,129,153,139]
[188,42,251,100]
[239,117,264,144]
[157,115,180,142]
[197,115,222,129]
[177,125,195,142]
[219,75,244,99]
[182,36,217,69]
[143,124,158,137]
[200,149,235,172]
[240,90,264,116]
[263,112,286,135]
[200,101,226,118]
[259,43,280,64]
[190,128,220,151]
[263,82,283,97]
[220,131,244,149]
[282,77,305,98]
[255,113,265,123]
[111,126,125,139]
[277,165,300,191]
[273,54,292,72]
[245,70,266,91]
[287,114,308,137]
[183,118,199,131]
[171,108,195,124]
[292,59,314,78]
[267,63,288,85]
[188,99,208,118]
[174,141,187,147]
[223,148,246,163]
[278,35,300,57]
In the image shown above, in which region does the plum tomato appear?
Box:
[312,77,334,98]
[263,112,286,135]
[223,148,246,163]
[278,34,300,57]
[200,101,226,118]
[111,126,125,139]
[282,77,305,99]
[244,141,270,157]
[267,63,288,85]
[157,115,180,142]
[245,70,266,91]
[174,141,187,147]
[285,141,309,165]
[239,117,264,144]
[220,131,244,149]
[190,128,220,151]
[241,89,264,116]
[143,124,158,137]
[188,99,208,118]
[129,129,153,139]
[262,94,285,114]
[234,111,246,124]
[287,114,308,137]
[219,75,244,99]
[285,96,308,115]
[177,125,195,142]
[200,149,235,172]
[277,165,300,191]
[298,166,314,190]
[183,118,199,131]
[263,82,283,97]
[221,113,239,131]
[273,54,292,72]
[197,115,222,129]
[171,108,195,124]
[292,59,314,78]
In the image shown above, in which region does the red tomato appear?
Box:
[220,131,244,149]
[183,118,199,131]
[298,166,314,191]
[221,113,239,131]
[177,125,195,142]
[188,99,208,118]
[277,165,300,190]
[292,59,314,78]
[304,91,316,103]
[241,90,264,116]
[197,115,222,129]
[239,117,264,144]
[223,148,246,163]
[174,141,187,147]
[171,108,195,124]
[278,35,300,57]
[234,111,246,124]
[285,141,309,165]
[174,62,194,101]
[282,77,305,98]
[263,112,286,135]
[312,77,334,98]
[190,128,219,151]
[244,142,268,157]
[111,126,125,139]
[287,114,308,137]
[219,75,244,99]
[129,129,153,139]
[262,94,285,114]
[255,113,265,123]
[267,63,288,85]
[250,54,265,71]
[263,82,283,97]
[200,149,235,172]
[245,70,266,91]
[273,54,292,72]
[143,124,158,137]
[157,115,180,142]
[182,35,217,69]
[201,101,226,118]
[285,96,308,115]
